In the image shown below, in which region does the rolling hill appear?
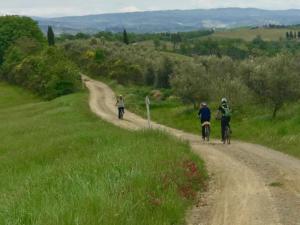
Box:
[35,8,300,34]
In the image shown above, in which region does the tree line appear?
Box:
[286,31,300,40]
[57,29,300,60]
[61,36,300,118]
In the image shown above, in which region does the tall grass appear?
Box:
[0,83,206,225]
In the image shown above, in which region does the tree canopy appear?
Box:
[0,16,45,64]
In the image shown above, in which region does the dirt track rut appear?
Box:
[84,76,300,225]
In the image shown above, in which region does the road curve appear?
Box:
[84,76,300,225]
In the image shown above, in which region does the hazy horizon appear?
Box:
[1,0,300,17]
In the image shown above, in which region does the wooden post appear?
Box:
[145,96,151,128]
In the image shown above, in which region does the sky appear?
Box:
[1,0,300,17]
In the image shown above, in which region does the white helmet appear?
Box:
[221,98,227,103]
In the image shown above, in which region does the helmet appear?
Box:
[221,98,227,103]
[201,102,207,107]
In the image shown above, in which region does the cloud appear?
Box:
[119,6,141,13]
[1,0,300,17]
[0,7,104,17]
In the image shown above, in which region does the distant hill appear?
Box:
[35,8,300,34]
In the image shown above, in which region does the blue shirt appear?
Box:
[198,107,211,122]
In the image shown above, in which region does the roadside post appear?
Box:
[145,96,151,128]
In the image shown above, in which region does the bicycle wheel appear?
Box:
[205,126,210,142]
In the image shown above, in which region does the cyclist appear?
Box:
[198,102,211,141]
[217,98,231,142]
[116,95,125,119]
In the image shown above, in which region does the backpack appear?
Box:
[222,105,232,117]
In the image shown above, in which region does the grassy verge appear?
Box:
[0,82,207,225]
[109,81,300,159]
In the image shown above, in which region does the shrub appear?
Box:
[2,45,81,99]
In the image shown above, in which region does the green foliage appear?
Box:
[109,60,143,85]
[0,17,81,99]
[175,36,300,59]
[47,26,55,46]
[0,16,45,64]
[240,54,300,118]
[144,65,156,86]
[171,33,182,49]
[123,29,129,45]
[155,57,173,89]
[171,59,210,106]
[171,55,251,107]
[61,39,176,86]
[0,83,206,224]
[75,32,91,39]
[94,48,106,63]
[2,44,80,99]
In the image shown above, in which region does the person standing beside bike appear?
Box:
[116,95,125,119]
[198,102,211,141]
[217,98,232,142]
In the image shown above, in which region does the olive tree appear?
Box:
[197,56,250,106]
[171,60,210,108]
[241,54,300,118]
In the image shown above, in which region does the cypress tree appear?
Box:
[47,26,55,46]
[123,29,129,45]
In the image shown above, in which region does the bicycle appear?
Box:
[202,121,211,142]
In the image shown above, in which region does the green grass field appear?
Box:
[0,82,207,225]
[210,28,299,41]
[211,27,299,41]
[112,83,300,159]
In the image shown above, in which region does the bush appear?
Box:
[2,45,81,99]
[109,60,143,85]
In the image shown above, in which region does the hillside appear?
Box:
[36,8,300,34]
[212,27,300,41]
[0,82,206,224]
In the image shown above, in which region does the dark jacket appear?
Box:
[198,107,211,123]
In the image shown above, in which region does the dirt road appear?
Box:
[84,76,300,225]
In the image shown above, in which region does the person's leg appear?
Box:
[221,118,226,141]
